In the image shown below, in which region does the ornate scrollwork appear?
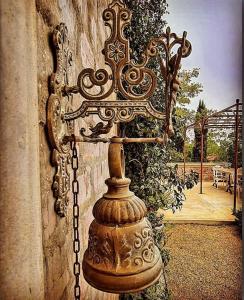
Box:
[149,27,192,136]
[64,100,165,123]
[47,23,74,217]
[134,225,155,265]
[87,232,116,266]
[77,1,156,101]
[64,0,163,125]
[50,23,72,93]
[47,0,192,219]
[63,2,191,140]
[52,149,71,216]
[86,224,155,269]
[80,120,114,138]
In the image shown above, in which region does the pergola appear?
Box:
[183,99,242,213]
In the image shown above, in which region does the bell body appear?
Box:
[82,141,162,293]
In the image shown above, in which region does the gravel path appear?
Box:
[165,224,242,300]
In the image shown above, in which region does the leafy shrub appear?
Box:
[233,209,242,237]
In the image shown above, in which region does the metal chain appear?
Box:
[71,135,81,300]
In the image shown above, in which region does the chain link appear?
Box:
[71,135,81,300]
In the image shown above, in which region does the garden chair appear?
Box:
[212,167,226,188]
[227,173,234,193]
[237,168,242,199]
[225,169,242,195]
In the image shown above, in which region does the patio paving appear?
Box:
[160,181,242,224]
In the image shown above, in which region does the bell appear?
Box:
[82,137,163,293]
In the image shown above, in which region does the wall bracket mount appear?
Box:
[47,1,191,217]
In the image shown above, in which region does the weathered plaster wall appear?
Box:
[0,0,44,299]
[36,0,118,299]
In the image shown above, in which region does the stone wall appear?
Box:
[170,162,218,181]
[37,0,118,299]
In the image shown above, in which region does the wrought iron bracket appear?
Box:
[47,0,191,217]
[47,23,74,216]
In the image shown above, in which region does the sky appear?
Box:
[165,0,242,111]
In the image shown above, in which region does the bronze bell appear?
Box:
[82,137,163,293]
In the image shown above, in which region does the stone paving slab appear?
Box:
[160,181,242,223]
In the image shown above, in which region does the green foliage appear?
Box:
[207,132,220,160]
[233,209,242,237]
[177,68,203,106]
[218,139,232,161]
[184,170,199,189]
[184,141,194,161]
[169,107,195,162]
[195,100,208,120]
[124,0,168,60]
[196,129,227,162]
[226,142,242,167]
[168,147,184,162]
[204,130,242,165]
[124,135,186,212]
[192,100,208,161]
[175,107,195,125]
[169,68,203,162]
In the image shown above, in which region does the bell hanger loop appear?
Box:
[108,140,125,179]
